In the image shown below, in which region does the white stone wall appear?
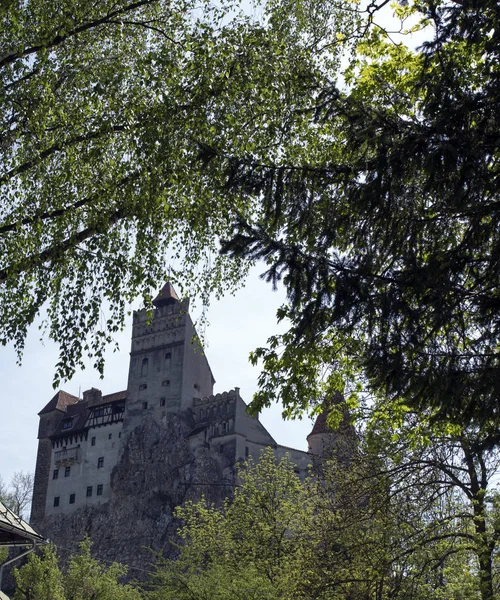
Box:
[44,420,123,516]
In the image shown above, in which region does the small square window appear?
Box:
[97,484,103,496]
[108,433,112,440]
[64,466,71,477]
[97,457,104,468]
[160,398,166,407]
[69,493,75,504]
[91,437,96,446]
[162,380,170,387]
[53,496,60,507]
[53,469,59,480]
[86,486,93,498]
[139,383,147,391]
[142,401,148,410]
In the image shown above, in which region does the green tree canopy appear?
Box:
[220,0,500,427]
[13,539,141,600]
[148,446,487,599]
[0,0,355,384]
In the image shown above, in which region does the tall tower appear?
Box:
[122,283,215,435]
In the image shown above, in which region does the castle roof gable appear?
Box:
[38,390,79,415]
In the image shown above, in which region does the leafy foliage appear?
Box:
[220,0,500,426]
[147,445,490,599]
[13,539,140,600]
[0,0,355,384]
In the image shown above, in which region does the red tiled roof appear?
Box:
[38,390,79,415]
[101,390,127,404]
[152,282,179,307]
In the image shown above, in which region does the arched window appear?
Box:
[141,358,148,377]
[164,352,172,371]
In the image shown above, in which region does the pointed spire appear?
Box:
[152,282,179,307]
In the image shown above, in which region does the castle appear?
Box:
[30,283,342,568]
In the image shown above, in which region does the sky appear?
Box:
[0,266,314,486]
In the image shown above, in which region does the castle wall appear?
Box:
[44,420,123,516]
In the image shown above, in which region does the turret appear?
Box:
[307,392,357,465]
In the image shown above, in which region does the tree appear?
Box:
[148,449,308,599]
[0,0,355,385]
[0,471,33,520]
[13,544,65,600]
[147,446,485,600]
[362,399,500,600]
[13,539,141,600]
[219,0,500,427]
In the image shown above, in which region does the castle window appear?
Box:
[162,380,170,387]
[142,401,148,410]
[245,446,249,458]
[200,408,204,420]
[222,422,227,433]
[62,418,73,430]
[64,466,71,478]
[160,397,166,407]
[69,493,75,504]
[141,358,149,377]
[53,469,59,480]
[53,496,60,508]
[139,383,147,391]
[194,383,200,391]
[108,433,112,440]
[219,444,224,454]
[119,432,121,438]
[164,353,171,370]
[86,486,93,498]
[97,484,103,496]
[97,457,104,468]
[91,437,96,446]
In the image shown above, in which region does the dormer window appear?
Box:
[62,418,73,430]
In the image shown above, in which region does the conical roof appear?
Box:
[307,392,351,438]
[152,282,179,307]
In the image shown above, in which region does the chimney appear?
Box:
[83,387,102,407]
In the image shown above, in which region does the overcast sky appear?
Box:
[0,266,314,486]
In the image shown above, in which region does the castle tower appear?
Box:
[31,391,78,523]
[307,392,357,464]
[122,283,215,435]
